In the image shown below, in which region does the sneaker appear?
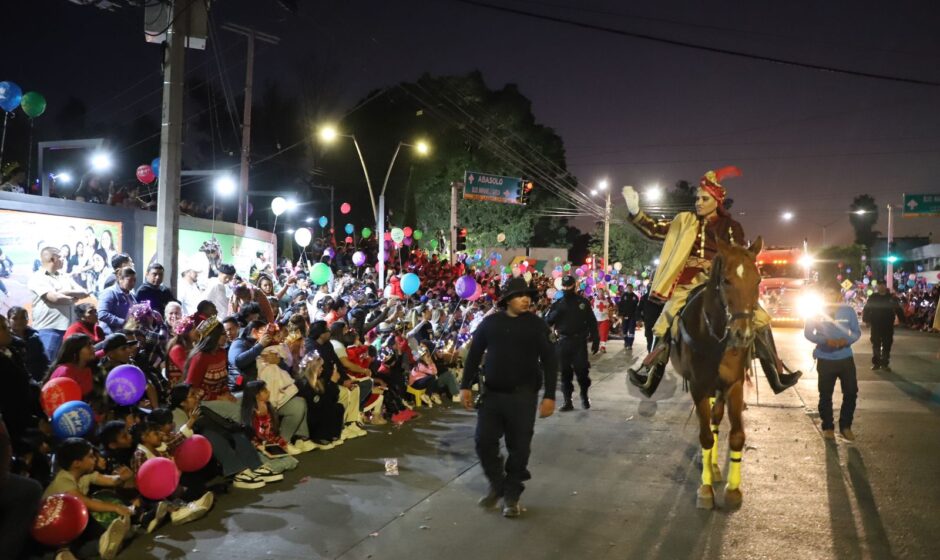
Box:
[369,413,389,425]
[478,488,502,509]
[98,516,129,560]
[170,504,208,526]
[342,425,364,440]
[882,366,892,373]
[313,440,336,450]
[251,466,285,482]
[420,394,433,407]
[351,424,368,437]
[840,428,856,441]
[871,364,881,370]
[501,499,521,518]
[559,401,574,412]
[286,444,303,455]
[193,491,214,512]
[55,550,79,560]
[294,439,317,452]
[146,501,170,534]
[822,429,835,440]
[430,394,443,405]
[233,471,266,489]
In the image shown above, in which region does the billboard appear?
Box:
[0,210,123,315]
[142,226,275,282]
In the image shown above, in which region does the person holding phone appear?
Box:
[241,381,301,474]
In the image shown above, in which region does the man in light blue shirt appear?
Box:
[804,286,862,441]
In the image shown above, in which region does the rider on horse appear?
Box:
[623,166,802,397]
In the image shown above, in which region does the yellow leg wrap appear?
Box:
[710,425,720,465]
[701,447,713,486]
[727,450,743,490]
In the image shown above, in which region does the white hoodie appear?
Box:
[256,344,299,409]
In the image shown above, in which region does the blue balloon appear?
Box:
[52,400,95,438]
[553,290,563,301]
[0,81,23,113]
[319,216,328,228]
[345,223,354,234]
[400,272,421,295]
[151,157,160,178]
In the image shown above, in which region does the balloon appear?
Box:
[546,288,557,299]
[403,226,413,237]
[319,216,328,228]
[563,264,571,271]
[0,81,23,113]
[552,269,562,278]
[20,91,46,118]
[310,262,333,285]
[430,239,438,249]
[575,268,584,276]
[136,164,155,184]
[553,290,564,301]
[361,227,372,238]
[489,259,498,267]
[323,247,335,259]
[604,274,612,282]
[467,283,483,301]
[403,236,413,246]
[497,233,506,243]
[137,458,180,500]
[340,202,351,214]
[400,273,420,295]
[31,494,89,547]
[553,256,562,263]
[352,251,367,266]
[523,271,532,283]
[344,223,354,234]
[455,276,477,299]
[294,227,312,247]
[41,378,82,417]
[609,284,619,293]
[106,365,147,406]
[554,277,564,290]
[52,401,94,438]
[584,285,593,296]
[614,262,623,271]
[391,228,405,244]
[151,157,160,178]
[173,434,213,472]
[345,236,354,244]
[413,230,423,240]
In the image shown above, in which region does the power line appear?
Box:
[449,0,940,87]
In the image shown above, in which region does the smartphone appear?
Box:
[263,444,288,457]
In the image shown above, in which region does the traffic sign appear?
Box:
[902,193,940,217]
[463,171,524,204]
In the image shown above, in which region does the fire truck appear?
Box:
[757,246,821,324]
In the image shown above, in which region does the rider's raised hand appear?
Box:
[622,186,640,215]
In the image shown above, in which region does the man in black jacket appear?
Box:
[862,283,905,371]
[617,283,640,349]
[545,275,599,410]
[460,277,558,518]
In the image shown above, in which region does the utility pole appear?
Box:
[886,203,894,291]
[450,181,459,264]
[155,0,190,292]
[603,189,611,273]
[222,24,279,226]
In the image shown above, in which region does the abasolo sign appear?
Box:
[463,171,524,204]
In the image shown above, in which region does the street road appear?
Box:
[125,327,940,560]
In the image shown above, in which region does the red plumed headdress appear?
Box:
[699,165,742,206]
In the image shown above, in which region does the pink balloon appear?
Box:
[136,164,156,184]
[467,283,483,301]
[137,458,180,500]
[403,226,413,237]
[340,202,351,214]
[552,270,562,278]
[172,435,213,473]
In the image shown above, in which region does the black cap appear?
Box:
[218,264,237,276]
[498,277,538,306]
[561,275,577,289]
[100,333,139,353]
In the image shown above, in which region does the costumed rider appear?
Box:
[545,275,600,410]
[622,166,802,397]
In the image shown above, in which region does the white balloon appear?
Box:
[497,232,506,243]
[523,271,532,283]
[272,196,289,217]
[294,227,312,247]
[554,276,563,290]
[614,262,623,271]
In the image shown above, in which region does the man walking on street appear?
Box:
[461,277,558,518]
[862,283,904,372]
[546,275,599,410]
[617,283,639,350]
[804,286,861,441]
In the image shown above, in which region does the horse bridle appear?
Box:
[703,276,755,346]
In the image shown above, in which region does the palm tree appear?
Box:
[849,194,879,248]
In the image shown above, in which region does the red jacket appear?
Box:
[64,321,106,344]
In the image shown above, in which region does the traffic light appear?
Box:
[887,242,899,264]
[455,227,467,251]
[519,181,534,205]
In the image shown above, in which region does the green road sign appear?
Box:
[902,193,940,217]
[463,171,523,204]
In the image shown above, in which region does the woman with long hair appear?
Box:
[184,317,236,403]
[45,334,96,399]
[166,314,198,387]
[295,352,345,447]
[63,303,106,343]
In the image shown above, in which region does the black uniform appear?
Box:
[617,290,640,348]
[461,311,558,503]
[545,290,599,404]
[862,291,904,369]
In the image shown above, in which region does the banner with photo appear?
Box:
[142,226,275,283]
[0,210,123,315]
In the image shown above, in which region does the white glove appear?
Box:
[622,186,640,215]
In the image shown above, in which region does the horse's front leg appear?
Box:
[724,380,746,508]
[709,394,725,482]
[695,394,716,509]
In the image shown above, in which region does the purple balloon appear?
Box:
[352,251,367,267]
[106,365,147,406]
[403,236,413,246]
[455,275,477,299]
[323,247,335,259]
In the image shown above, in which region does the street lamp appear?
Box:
[781,211,794,222]
[305,216,314,223]
[591,179,611,272]
[211,174,237,234]
[645,184,662,202]
[89,151,113,173]
[318,124,377,219]
[53,171,72,185]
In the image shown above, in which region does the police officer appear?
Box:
[546,275,600,411]
[460,277,558,518]
[862,283,904,372]
[617,283,640,349]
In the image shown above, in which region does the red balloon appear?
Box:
[137,457,180,500]
[345,236,354,244]
[31,494,89,547]
[340,202,351,214]
[173,434,213,472]
[136,164,156,184]
[41,377,83,417]
[403,226,413,237]
[384,232,392,241]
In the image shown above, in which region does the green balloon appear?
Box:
[361,227,372,238]
[20,91,46,118]
[310,262,333,285]
[430,239,438,249]
[609,284,619,293]
[563,263,571,271]
[413,229,423,240]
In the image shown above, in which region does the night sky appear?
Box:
[3,0,939,247]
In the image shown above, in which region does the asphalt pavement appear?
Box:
[124,326,940,560]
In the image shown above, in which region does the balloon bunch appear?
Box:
[0,81,46,117]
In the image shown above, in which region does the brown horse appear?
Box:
[670,237,763,509]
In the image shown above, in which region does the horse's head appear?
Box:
[711,236,763,348]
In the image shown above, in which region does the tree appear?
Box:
[849,194,879,248]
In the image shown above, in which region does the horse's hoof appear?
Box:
[710,464,723,483]
[696,486,715,510]
[724,488,743,509]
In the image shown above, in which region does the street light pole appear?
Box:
[886,203,894,291]
[350,136,377,220]
[603,189,611,273]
